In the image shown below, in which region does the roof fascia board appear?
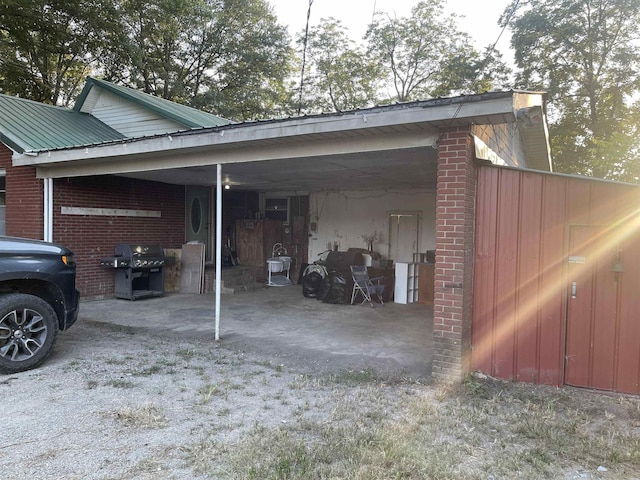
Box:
[0,133,25,154]
[33,130,440,179]
[14,96,516,167]
[72,79,93,112]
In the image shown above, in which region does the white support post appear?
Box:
[215,164,222,340]
[43,178,53,242]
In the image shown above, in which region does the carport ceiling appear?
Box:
[122,146,439,192]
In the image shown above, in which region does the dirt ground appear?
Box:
[2,318,639,479]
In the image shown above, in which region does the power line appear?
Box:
[297,0,315,116]
[452,0,521,120]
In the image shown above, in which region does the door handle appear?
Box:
[571,282,577,298]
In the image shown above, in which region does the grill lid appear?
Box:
[115,244,165,258]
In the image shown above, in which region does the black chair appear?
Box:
[350,265,385,307]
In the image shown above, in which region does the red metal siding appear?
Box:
[515,172,543,383]
[537,175,566,384]
[473,166,640,393]
[617,229,640,392]
[53,176,185,299]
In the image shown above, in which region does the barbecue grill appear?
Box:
[101,244,166,300]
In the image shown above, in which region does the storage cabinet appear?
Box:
[394,262,419,304]
[235,219,283,269]
[417,263,435,305]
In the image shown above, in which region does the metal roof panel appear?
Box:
[0,94,126,153]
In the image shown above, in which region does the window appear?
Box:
[0,174,5,235]
[265,197,288,223]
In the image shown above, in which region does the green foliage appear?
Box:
[0,0,119,105]
[505,0,640,181]
[109,0,294,121]
[365,0,508,102]
[296,18,383,113]
[0,0,294,120]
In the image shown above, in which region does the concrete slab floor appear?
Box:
[78,285,434,378]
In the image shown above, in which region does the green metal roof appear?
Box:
[0,94,126,154]
[74,77,230,128]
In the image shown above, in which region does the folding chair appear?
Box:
[350,265,385,307]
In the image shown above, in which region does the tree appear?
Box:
[296,18,382,113]
[504,0,640,180]
[365,0,508,102]
[109,0,294,121]
[0,0,119,105]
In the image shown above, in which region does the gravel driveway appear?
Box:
[3,313,639,480]
[1,317,417,479]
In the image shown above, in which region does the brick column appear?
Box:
[432,127,476,382]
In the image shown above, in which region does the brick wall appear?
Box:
[53,176,185,298]
[433,127,476,382]
[0,145,44,239]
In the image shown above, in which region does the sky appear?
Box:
[270,0,515,61]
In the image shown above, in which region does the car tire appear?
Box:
[0,293,58,374]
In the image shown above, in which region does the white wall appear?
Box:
[308,189,436,262]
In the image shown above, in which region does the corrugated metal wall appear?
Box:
[473,166,640,393]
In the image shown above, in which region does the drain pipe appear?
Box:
[43,178,53,242]
[215,164,222,340]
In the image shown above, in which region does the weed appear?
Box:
[112,403,168,429]
[132,364,162,376]
[105,379,136,389]
[176,347,199,360]
[64,359,81,369]
[104,357,127,366]
[329,366,378,385]
[198,383,218,404]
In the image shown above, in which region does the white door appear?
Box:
[186,187,211,260]
[388,213,419,263]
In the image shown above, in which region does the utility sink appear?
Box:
[275,256,291,270]
[266,256,291,272]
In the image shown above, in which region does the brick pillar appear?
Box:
[432,127,476,382]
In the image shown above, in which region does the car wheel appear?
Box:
[0,293,58,374]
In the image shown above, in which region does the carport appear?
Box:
[80,287,434,377]
[7,86,552,382]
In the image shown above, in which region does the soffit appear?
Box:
[121,146,439,192]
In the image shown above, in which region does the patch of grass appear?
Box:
[176,347,199,360]
[105,379,136,389]
[102,354,135,367]
[132,364,163,376]
[329,366,379,385]
[112,403,168,429]
[198,383,225,404]
[190,377,640,480]
[288,374,311,390]
[293,401,310,416]
[64,359,82,370]
[256,360,284,373]
[86,380,98,390]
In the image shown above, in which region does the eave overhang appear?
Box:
[10,91,552,182]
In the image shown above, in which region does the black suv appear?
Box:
[0,237,80,373]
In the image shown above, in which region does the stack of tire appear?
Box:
[302,250,364,304]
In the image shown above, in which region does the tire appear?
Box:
[0,293,59,374]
